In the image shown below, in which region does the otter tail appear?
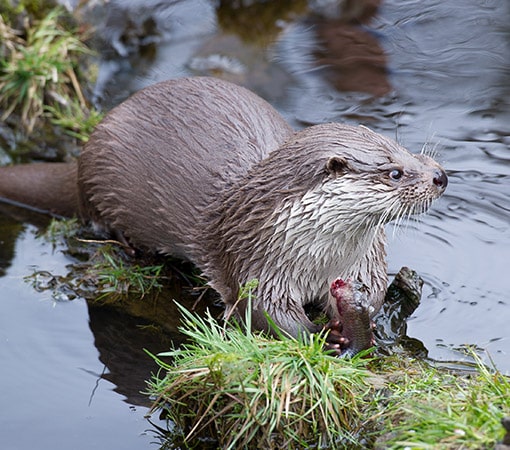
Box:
[0,162,79,217]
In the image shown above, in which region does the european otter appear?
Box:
[0,77,447,352]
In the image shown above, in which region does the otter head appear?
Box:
[315,123,448,229]
[232,122,447,240]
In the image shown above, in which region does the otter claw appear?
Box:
[322,318,352,356]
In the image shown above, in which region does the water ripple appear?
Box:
[388,170,510,370]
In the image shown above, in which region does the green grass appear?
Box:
[45,99,103,142]
[0,8,93,134]
[91,249,164,300]
[147,294,382,449]
[43,217,80,244]
[146,299,510,449]
[378,352,510,449]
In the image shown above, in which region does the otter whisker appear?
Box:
[390,204,409,237]
[421,139,441,160]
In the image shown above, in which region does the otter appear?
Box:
[0,77,447,352]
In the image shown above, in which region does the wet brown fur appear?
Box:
[0,77,447,338]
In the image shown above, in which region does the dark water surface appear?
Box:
[0,221,165,449]
[1,0,509,448]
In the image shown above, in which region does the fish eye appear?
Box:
[389,168,403,180]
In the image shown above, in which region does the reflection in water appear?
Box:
[0,203,52,276]
[87,304,175,406]
[310,0,391,97]
[313,18,391,96]
[0,214,20,276]
[217,0,307,45]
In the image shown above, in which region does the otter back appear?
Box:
[79,77,293,258]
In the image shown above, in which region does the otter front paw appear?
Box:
[322,318,353,356]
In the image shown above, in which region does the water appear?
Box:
[1,0,509,448]
[0,221,164,449]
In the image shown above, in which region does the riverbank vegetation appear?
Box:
[0,2,101,159]
[91,248,164,301]
[35,218,168,303]
[146,302,510,449]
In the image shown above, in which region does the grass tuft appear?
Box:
[0,8,92,133]
[147,296,380,449]
[91,248,164,300]
[43,217,80,244]
[378,351,510,449]
[44,99,103,142]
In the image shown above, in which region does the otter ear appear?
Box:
[325,156,348,177]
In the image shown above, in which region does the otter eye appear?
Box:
[389,168,403,180]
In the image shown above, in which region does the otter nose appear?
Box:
[433,169,448,190]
